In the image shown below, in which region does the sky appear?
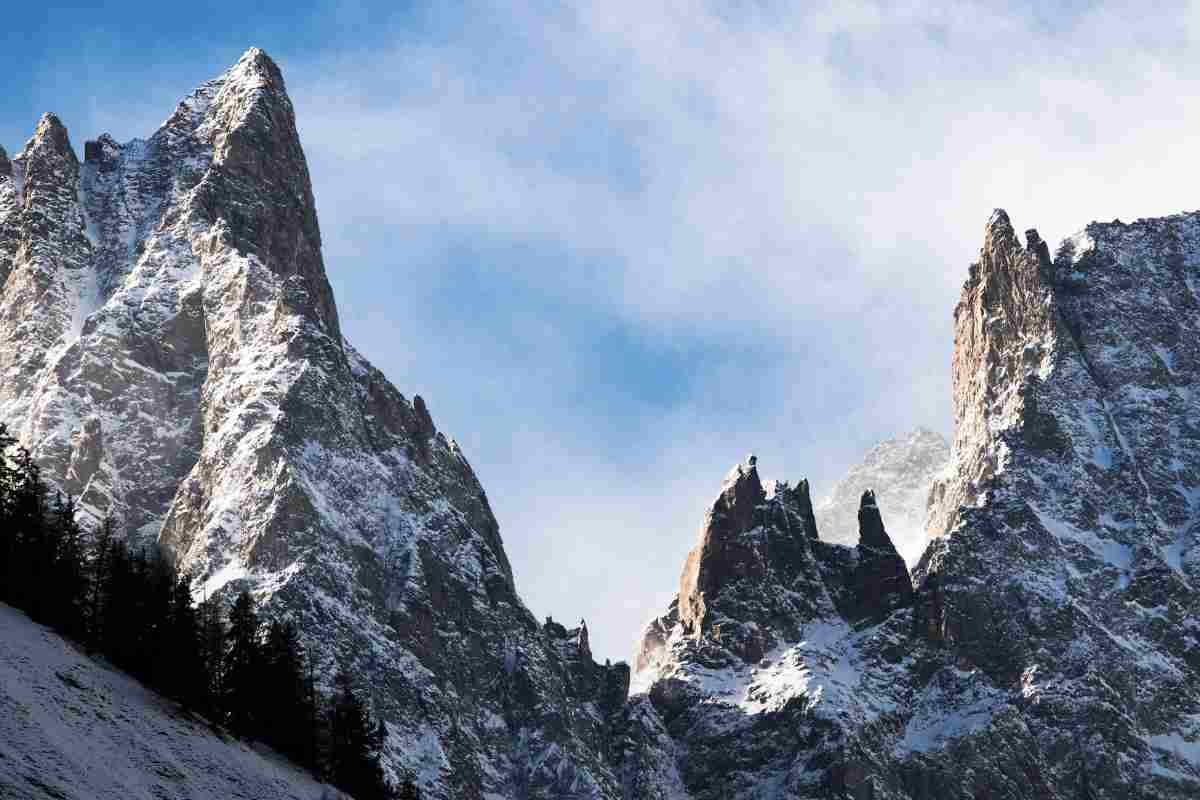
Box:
[4,1,1200,662]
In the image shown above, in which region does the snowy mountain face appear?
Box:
[0,50,628,799]
[0,603,347,800]
[814,428,949,564]
[621,210,1200,798]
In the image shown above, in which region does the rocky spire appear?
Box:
[926,208,1064,539]
[677,454,765,634]
[199,47,341,344]
[668,456,841,664]
[0,111,92,417]
[848,489,913,621]
[12,114,80,214]
[0,145,10,179]
[856,490,887,549]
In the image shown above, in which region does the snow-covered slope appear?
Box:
[0,49,628,800]
[0,603,342,800]
[814,428,948,564]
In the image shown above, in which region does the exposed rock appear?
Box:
[848,490,914,622]
[624,456,920,798]
[914,207,1200,797]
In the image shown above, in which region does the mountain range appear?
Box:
[1,49,1197,799]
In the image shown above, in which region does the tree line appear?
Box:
[0,424,418,800]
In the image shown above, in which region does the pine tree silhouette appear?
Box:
[260,619,316,766]
[48,493,88,640]
[0,424,16,604]
[223,590,262,737]
[328,669,393,799]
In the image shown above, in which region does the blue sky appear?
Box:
[5,1,1200,661]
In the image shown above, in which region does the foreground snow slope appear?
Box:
[0,603,341,800]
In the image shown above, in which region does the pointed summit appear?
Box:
[849,489,913,620]
[195,47,340,342]
[16,113,78,173]
[857,489,888,549]
[0,145,10,178]
[31,113,72,149]
[216,47,289,104]
[232,47,280,76]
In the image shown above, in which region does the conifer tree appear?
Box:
[86,515,116,648]
[0,423,16,604]
[223,590,262,737]
[48,492,88,640]
[197,593,226,721]
[158,571,206,710]
[9,447,47,618]
[328,669,393,799]
[260,619,315,766]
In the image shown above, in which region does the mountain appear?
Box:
[623,210,1200,798]
[814,428,949,564]
[0,602,347,800]
[0,49,627,799]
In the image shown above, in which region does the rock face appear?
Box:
[815,428,949,564]
[915,208,1200,797]
[0,49,627,799]
[626,456,915,798]
[622,209,1200,798]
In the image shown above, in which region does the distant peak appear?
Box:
[0,145,9,177]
